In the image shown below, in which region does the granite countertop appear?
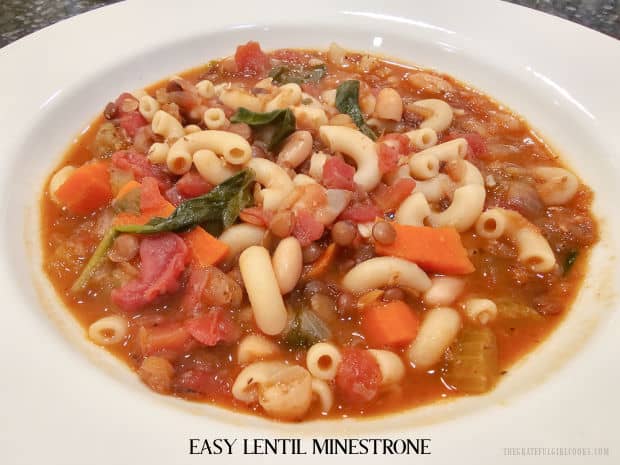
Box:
[1,0,618,48]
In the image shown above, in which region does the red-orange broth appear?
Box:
[41,43,598,421]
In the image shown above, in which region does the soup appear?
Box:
[41,42,598,421]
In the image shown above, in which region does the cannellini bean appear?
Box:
[272,237,303,294]
[374,88,403,121]
[277,131,313,168]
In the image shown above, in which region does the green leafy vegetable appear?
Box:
[283,307,331,349]
[70,228,119,292]
[116,169,255,235]
[71,170,255,292]
[564,250,578,274]
[335,80,377,140]
[269,64,327,85]
[230,107,296,150]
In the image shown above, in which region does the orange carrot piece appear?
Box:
[303,243,337,279]
[113,180,141,203]
[362,300,420,347]
[183,227,229,266]
[375,224,475,275]
[55,162,112,215]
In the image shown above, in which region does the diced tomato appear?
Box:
[239,206,270,227]
[377,133,409,174]
[293,209,325,246]
[111,150,173,191]
[322,157,356,190]
[335,348,382,404]
[114,92,137,114]
[338,200,382,223]
[235,41,270,76]
[164,186,184,207]
[140,323,193,356]
[381,133,410,154]
[120,111,147,138]
[111,234,189,312]
[185,309,240,347]
[371,178,416,211]
[176,171,213,198]
[181,265,208,314]
[377,142,400,174]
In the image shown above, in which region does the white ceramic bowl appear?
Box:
[1,1,618,464]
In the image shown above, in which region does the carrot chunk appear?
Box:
[182,227,229,267]
[374,224,475,275]
[362,300,420,347]
[55,162,112,215]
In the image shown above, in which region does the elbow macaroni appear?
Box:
[411,99,454,132]
[532,166,578,206]
[427,184,486,232]
[367,349,405,385]
[237,334,280,365]
[239,246,288,336]
[138,95,160,122]
[88,315,128,346]
[319,125,381,191]
[342,257,432,294]
[193,149,239,185]
[247,157,295,211]
[423,276,465,307]
[407,307,461,369]
[404,128,438,150]
[463,298,498,325]
[306,343,342,380]
[475,208,557,272]
[395,192,431,226]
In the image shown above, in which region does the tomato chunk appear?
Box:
[185,309,239,346]
[371,178,416,211]
[293,209,324,246]
[235,41,270,75]
[335,348,382,404]
[338,200,382,223]
[120,111,147,138]
[322,157,356,190]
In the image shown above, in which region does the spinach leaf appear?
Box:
[116,169,255,235]
[283,307,331,349]
[564,250,578,274]
[269,64,327,85]
[71,170,255,292]
[335,80,377,140]
[230,107,296,150]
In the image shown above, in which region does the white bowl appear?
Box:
[0,1,618,463]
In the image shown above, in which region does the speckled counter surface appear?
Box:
[1,0,618,49]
